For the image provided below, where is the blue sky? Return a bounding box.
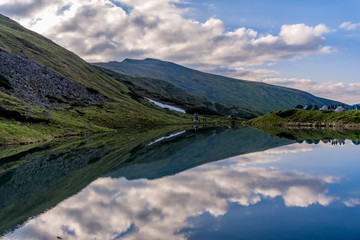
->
[189,0,360,81]
[0,0,360,103]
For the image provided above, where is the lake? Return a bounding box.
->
[1,126,360,240]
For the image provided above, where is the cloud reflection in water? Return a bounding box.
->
[3,144,338,240]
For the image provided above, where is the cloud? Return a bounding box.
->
[262,78,360,104]
[344,198,360,207]
[0,0,48,16]
[0,0,335,66]
[220,64,360,104]
[220,65,360,104]
[340,21,360,31]
[279,24,330,46]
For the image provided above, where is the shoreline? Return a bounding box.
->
[246,121,360,129]
[0,120,234,147]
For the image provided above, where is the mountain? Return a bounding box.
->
[0,14,199,144]
[97,67,260,118]
[93,58,342,115]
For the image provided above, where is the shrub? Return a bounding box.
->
[275,109,298,118]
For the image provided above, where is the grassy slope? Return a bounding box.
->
[0,15,227,144]
[0,15,127,99]
[0,89,233,145]
[93,58,342,114]
[97,67,260,118]
[247,109,360,127]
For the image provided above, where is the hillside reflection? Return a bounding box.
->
[0,126,291,236]
[3,127,360,239]
[3,144,338,240]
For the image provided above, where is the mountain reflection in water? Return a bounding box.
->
[2,127,360,239]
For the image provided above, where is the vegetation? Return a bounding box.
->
[247,109,360,127]
[93,58,342,115]
[0,90,235,145]
[98,67,258,118]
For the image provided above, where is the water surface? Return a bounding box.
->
[1,127,360,239]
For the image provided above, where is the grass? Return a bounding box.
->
[97,67,257,118]
[247,109,360,127]
[0,90,236,145]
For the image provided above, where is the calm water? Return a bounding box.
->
[1,127,360,239]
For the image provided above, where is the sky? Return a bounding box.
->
[0,0,360,103]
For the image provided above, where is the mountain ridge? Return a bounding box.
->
[93,58,342,115]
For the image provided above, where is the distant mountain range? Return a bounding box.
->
[94,58,342,116]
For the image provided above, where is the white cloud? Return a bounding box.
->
[262,78,360,104]
[279,24,330,46]
[340,21,360,31]
[218,65,360,104]
[0,0,335,66]
[220,66,360,104]
[344,198,360,207]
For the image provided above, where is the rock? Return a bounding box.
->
[27,108,34,114]
[0,51,107,110]
[42,111,53,117]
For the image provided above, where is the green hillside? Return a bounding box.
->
[247,109,360,127]
[94,58,342,115]
[97,67,260,118]
[0,14,225,144]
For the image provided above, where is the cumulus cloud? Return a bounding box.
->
[340,21,360,31]
[0,0,335,65]
[5,159,336,240]
[279,24,331,46]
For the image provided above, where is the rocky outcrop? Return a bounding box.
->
[0,50,107,109]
